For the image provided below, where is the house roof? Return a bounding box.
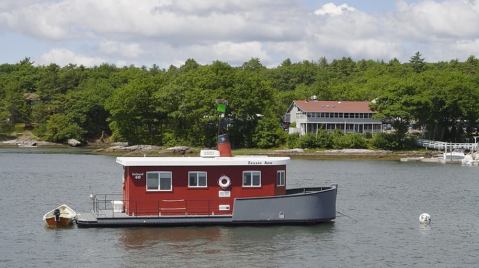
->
[293,100,373,113]
[116,156,290,167]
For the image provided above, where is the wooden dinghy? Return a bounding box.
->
[43,204,77,227]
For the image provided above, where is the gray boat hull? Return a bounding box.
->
[76,186,337,227]
[232,186,337,223]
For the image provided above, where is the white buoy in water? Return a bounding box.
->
[419,213,431,224]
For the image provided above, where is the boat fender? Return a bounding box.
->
[218,176,231,189]
[53,209,61,223]
[419,213,431,224]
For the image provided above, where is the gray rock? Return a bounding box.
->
[3,139,19,144]
[17,141,37,147]
[167,146,191,153]
[106,145,131,151]
[102,144,161,152]
[274,148,305,153]
[126,145,161,151]
[67,139,81,147]
[323,149,390,154]
[111,142,129,146]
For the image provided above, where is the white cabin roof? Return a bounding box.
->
[116,156,290,167]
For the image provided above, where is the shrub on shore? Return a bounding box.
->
[288,130,368,149]
[252,116,287,149]
[287,133,300,148]
[332,132,368,149]
[286,131,416,150]
[370,133,417,150]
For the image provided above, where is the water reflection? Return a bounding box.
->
[118,226,223,249]
[419,224,432,232]
[118,223,336,250]
[117,224,337,267]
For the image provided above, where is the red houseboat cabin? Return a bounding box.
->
[117,154,289,216]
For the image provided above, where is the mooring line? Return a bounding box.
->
[337,210,358,223]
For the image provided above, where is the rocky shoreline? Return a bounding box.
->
[0,138,61,147]
[93,145,427,160]
[95,144,194,155]
[0,138,429,160]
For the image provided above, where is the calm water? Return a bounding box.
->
[1,149,478,267]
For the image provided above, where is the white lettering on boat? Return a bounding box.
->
[248,161,273,165]
[132,173,144,180]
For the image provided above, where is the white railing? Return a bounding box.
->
[417,139,478,151]
[296,114,307,120]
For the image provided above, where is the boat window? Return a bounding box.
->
[276,170,285,187]
[242,171,261,187]
[188,172,207,188]
[146,171,172,191]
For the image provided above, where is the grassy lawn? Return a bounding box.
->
[14,123,25,136]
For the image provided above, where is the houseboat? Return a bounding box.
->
[76,137,337,227]
[76,102,337,227]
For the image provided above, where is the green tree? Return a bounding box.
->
[0,107,13,134]
[252,116,287,148]
[45,114,85,142]
[371,81,419,137]
[410,52,426,73]
[106,77,166,145]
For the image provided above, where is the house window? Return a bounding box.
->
[276,170,285,187]
[146,171,172,191]
[188,171,207,188]
[243,171,261,187]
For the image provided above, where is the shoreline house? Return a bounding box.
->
[284,99,383,135]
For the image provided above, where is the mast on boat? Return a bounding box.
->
[216,99,232,157]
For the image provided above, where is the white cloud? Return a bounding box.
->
[99,41,143,59]
[0,0,302,43]
[211,42,269,62]
[454,39,479,55]
[393,0,479,40]
[36,48,105,66]
[2,0,479,66]
[314,3,355,16]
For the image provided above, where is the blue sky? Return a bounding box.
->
[0,32,47,63]
[0,0,478,67]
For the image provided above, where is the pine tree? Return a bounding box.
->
[410,52,426,73]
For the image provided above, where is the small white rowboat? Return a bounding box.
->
[43,204,77,227]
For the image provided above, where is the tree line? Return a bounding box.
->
[1,53,478,149]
